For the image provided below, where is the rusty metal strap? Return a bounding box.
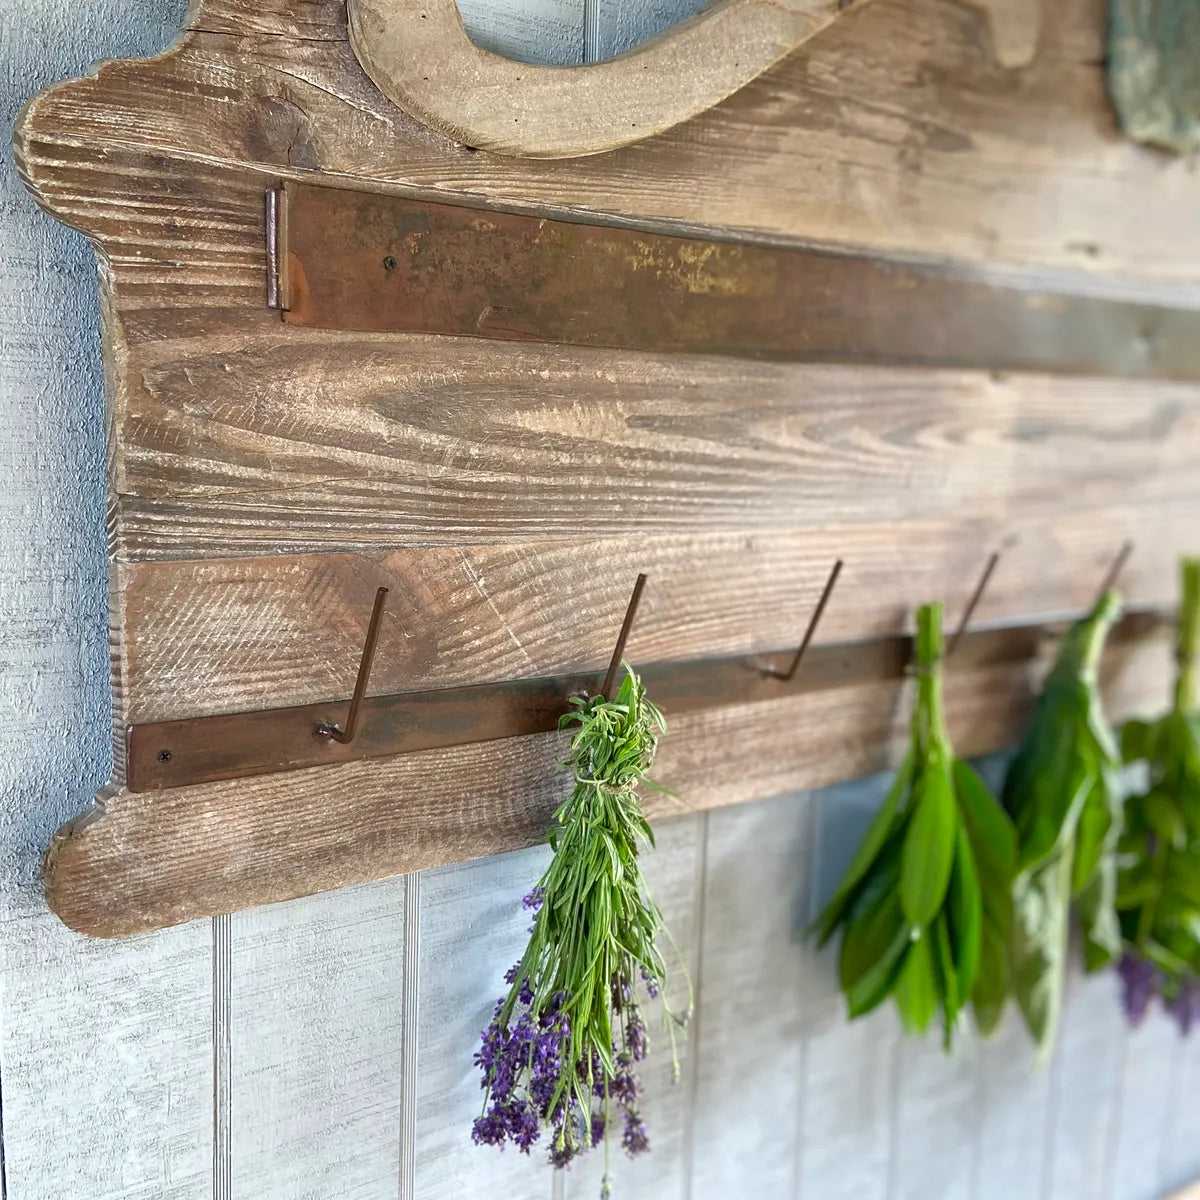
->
[126,612,1163,792]
[270,182,1200,380]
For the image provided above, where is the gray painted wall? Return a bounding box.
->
[1,2,1197,1198]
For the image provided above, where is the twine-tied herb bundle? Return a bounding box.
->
[472,666,690,1196]
[814,603,1018,1049]
[1004,589,1124,1059]
[1117,558,1200,1033]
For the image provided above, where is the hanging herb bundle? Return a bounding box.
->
[1003,589,1124,1060]
[1115,558,1200,1034]
[471,666,690,1194]
[814,603,1018,1049]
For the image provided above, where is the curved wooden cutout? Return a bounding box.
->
[347,0,869,159]
[956,0,1042,69]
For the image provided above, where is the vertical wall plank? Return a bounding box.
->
[689,791,813,1200]
[413,845,555,1200]
[1043,968,1128,1200]
[564,814,705,1200]
[0,914,212,1200]
[798,773,902,1200]
[1106,1009,1179,1200]
[228,879,407,1200]
[1161,1019,1200,1194]
[972,1013,1053,1200]
[589,0,710,60]
[457,0,584,65]
[889,1035,983,1200]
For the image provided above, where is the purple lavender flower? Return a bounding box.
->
[1166,979,1200,1036]
[622,1111,650,1157]
[624,1006,648,1063]
[1118,953,1159,1028]
[523,887,546,911]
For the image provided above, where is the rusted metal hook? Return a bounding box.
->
[601,574,648,701]
[760,559,844,682]
[315,586,390,743]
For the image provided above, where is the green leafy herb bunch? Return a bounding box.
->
[814,602,1018,1050]
[1116,558,1200,1034]
[471,666,690,1196]
[1003,588,1124,1060]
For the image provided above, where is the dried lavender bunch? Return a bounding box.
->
[472,666,690,1193]
[814,604,1017,1049]
[1004,590,1124,1061]
[1116,558,1200,1029]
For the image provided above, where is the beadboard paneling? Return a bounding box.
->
[227,879,408,1199]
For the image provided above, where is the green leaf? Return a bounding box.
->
[894,932,938,1035]
[900,756,958,927]
[812,753,913,945]
[948,827,983,1002]
[954,760,1017,889]
[840,889,914,1019]
[1010,851,1073,1063]
[1122,718,1159,765]
[971,913,1010,1037]
[931,913,961,1049]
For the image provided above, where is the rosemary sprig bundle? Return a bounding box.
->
[814,603,1017,1049]
[1003,589,1124,1059]
[472,666,690,1193]
[1116,558,1200,1032]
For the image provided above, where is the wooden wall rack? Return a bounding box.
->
[15,0,1200,937]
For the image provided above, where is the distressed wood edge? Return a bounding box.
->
[42,625,1172,938]
[347,0,870,159]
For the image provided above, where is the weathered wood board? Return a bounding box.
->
[14,0,1200,934]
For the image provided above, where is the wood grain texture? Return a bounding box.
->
[48,625,1173,937]
[118,519,1191,725]
[228,879,407,1199]
[17,0,1200,283]
[348,0,867,158]
[117,337,1200,556]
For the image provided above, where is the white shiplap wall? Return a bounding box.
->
[1,2,1198,1199]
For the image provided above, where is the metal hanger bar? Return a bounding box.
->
[125,609,1166,794]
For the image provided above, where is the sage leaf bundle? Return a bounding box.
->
[815,603,1017,1049]
[1003,589,1124,1060]
[1116,558,1200,1034]
[472,666,689,1194]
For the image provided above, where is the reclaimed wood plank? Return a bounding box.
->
[18,0,1200,284]
[116,327,1200,555]
[43,628,1171,936]
[117,515,1191,724]
[227,879,407,1199]
[689,792,814,1199]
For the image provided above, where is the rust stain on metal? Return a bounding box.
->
[272,181,1200,379]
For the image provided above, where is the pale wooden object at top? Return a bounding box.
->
[347,0,872,157]
[14,0,1200,935]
